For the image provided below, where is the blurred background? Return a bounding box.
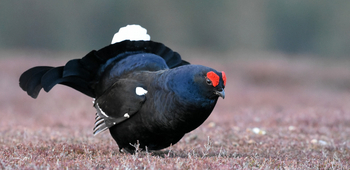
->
[1,1,350,58]
[1,3,350,167]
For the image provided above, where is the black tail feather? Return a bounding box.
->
[80,50,104,71]
[40,66,64,92]
[41,66,95,97]
[63,59,91,79]
[96,41,189,69]
[19,40,190,99]
[149,42,183,68]
[19,66,53,98]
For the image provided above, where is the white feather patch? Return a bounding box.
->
[111,25,151,44]
[135,87,148,96]
[96,103,109,118]
[124,113,130,118]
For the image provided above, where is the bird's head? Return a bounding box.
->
[194,68,226,99]
[169,65,226,101]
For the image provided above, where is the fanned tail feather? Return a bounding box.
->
[19,40,189,99]
[19,66,53,98]
[19,58,97,98]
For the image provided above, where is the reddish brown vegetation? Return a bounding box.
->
[1,53,350,169]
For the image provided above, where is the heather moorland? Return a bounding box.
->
[1,52,350,169]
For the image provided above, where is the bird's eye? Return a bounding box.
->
[206,78,212,85]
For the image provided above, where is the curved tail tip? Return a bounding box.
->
[111,25,151,44]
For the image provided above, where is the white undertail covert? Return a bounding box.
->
[111,25,151,44]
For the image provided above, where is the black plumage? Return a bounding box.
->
[19,39,226,153]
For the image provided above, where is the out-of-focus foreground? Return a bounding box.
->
[0,52,349,169]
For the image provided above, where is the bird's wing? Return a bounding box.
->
[93,78,147,135]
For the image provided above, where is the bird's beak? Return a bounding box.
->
[215,89,225,99]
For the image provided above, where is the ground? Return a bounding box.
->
[0,51,349,169]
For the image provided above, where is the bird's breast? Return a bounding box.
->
[140,84,217,134]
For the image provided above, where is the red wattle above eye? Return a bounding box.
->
[222,71,226,86]
[206,71,220,87]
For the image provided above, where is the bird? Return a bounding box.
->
[19,25,226,153]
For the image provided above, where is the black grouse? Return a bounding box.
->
[19,25,226,153]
